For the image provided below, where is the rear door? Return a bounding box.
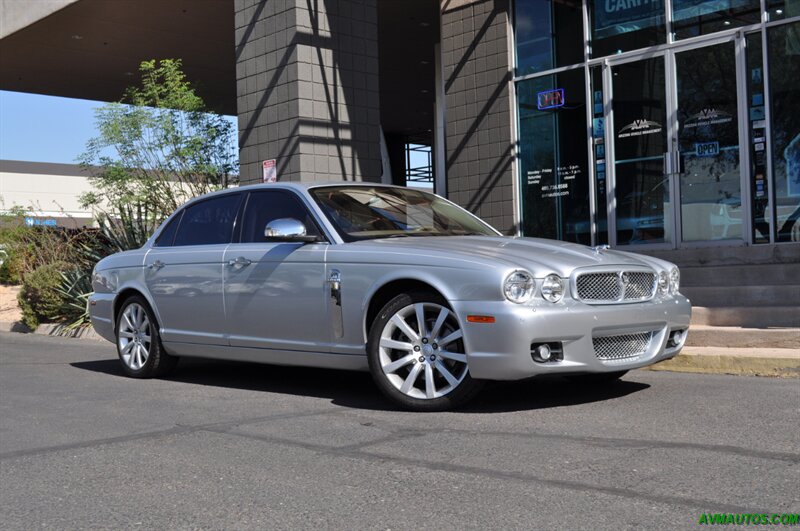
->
[145,192,243,345]
[223,189,330,352]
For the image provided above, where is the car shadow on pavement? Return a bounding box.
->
[70,358,650,414]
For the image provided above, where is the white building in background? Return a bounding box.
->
[0,160,96,228]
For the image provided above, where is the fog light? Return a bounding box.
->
[537,344,552,361]
[667,329,686,348]
[531,342,563,363]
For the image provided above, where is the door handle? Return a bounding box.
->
[148,260,165,270]
[227,256,252,267]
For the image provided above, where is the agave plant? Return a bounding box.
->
[56,268,93,330]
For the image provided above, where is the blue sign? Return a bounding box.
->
[537,88,565,110]
[695,141,719,157]
[593,117,605,137]
[24,217,57,227]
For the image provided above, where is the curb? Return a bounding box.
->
[646,347,800,378]
[0,321,105,342]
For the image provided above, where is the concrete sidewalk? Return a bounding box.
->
[647,346,800,378]
[2,320,798,378]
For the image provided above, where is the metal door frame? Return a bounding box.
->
[599,32,751,249]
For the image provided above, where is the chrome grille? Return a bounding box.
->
[576,273,620,300]
[593,332,653,361]
[624,272,656,299]
[575,270,656,303]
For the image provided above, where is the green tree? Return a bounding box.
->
[80,59,238,251]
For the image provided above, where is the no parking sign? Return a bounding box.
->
[262,159,277,183]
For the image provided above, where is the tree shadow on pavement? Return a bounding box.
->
[71,357,650,414]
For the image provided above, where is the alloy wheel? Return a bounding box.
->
[378,302,468,400]
[118,303,152,371]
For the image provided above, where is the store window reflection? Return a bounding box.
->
[588,0,665,57]
[766,0,800,21]
[676,42,742,242]
[514,0,584,75]
[672,0,760,40]
[517,71,591,242]
[769,21,800,242]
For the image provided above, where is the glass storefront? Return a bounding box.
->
[517,70,591,242]
[513,0,800,246]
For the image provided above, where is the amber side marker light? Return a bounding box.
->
[466,315,496,323]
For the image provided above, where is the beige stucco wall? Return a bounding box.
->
[0,162,96,225]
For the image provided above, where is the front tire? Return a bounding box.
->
[367,291,483,411]
[115,295,178,378]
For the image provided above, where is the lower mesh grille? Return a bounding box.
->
[593,332,653,361]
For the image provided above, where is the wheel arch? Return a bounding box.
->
[112,286,159,331]
[363,278,450,341]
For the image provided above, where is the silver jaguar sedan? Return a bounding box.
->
[89,183,691,411]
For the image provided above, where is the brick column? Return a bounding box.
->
[234,0,381,183]
[440,0,516,234]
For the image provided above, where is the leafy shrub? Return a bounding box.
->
[17,261,73,329]
[0,224,89,284]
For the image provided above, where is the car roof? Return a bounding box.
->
[187,181,423,203]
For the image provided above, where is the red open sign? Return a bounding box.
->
[537,88,565,110]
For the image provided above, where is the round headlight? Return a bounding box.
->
[541,274,564,303]
[504,271,534,303]
[670,267,680,294]
[657,270,669,295]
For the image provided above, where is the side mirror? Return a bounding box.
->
[264,218,319,242]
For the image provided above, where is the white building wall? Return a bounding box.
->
[0,160,95,227]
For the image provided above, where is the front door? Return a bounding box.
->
[602,35,747,247]
[223,189,330,352]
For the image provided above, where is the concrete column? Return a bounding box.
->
[440,0,516,234]
[234,0,381,183]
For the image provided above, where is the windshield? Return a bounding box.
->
[309,186,500,242]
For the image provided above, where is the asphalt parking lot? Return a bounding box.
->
[1,331,798,530]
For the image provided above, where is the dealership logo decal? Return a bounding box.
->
[618,119,662,138]
[684,108,733,129]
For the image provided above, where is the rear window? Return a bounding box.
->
[154,212,183,247]
[173,193,242,246]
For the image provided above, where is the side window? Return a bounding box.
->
[173,194,242,246]
[240,191,322,243]
[154,211,183,247]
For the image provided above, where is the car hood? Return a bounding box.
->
[361,236,660,277]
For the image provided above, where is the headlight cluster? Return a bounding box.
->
[657,271,669,295]
[669,267,680,294]
[503,271,534,303]
[658,267,680,296]
[503,271,565,304]
[541,274,565,302]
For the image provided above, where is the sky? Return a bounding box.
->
[0,90,237,165]
[0,90,430,184]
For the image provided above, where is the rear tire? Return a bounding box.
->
[367,290,483,411]
[115,295,178,378]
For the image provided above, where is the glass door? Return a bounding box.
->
[605,54,674,246]
[600,36,748,248]
[673,39,745,243]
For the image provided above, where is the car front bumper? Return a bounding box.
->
[88,292,116,343]
[451,295,691,380]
